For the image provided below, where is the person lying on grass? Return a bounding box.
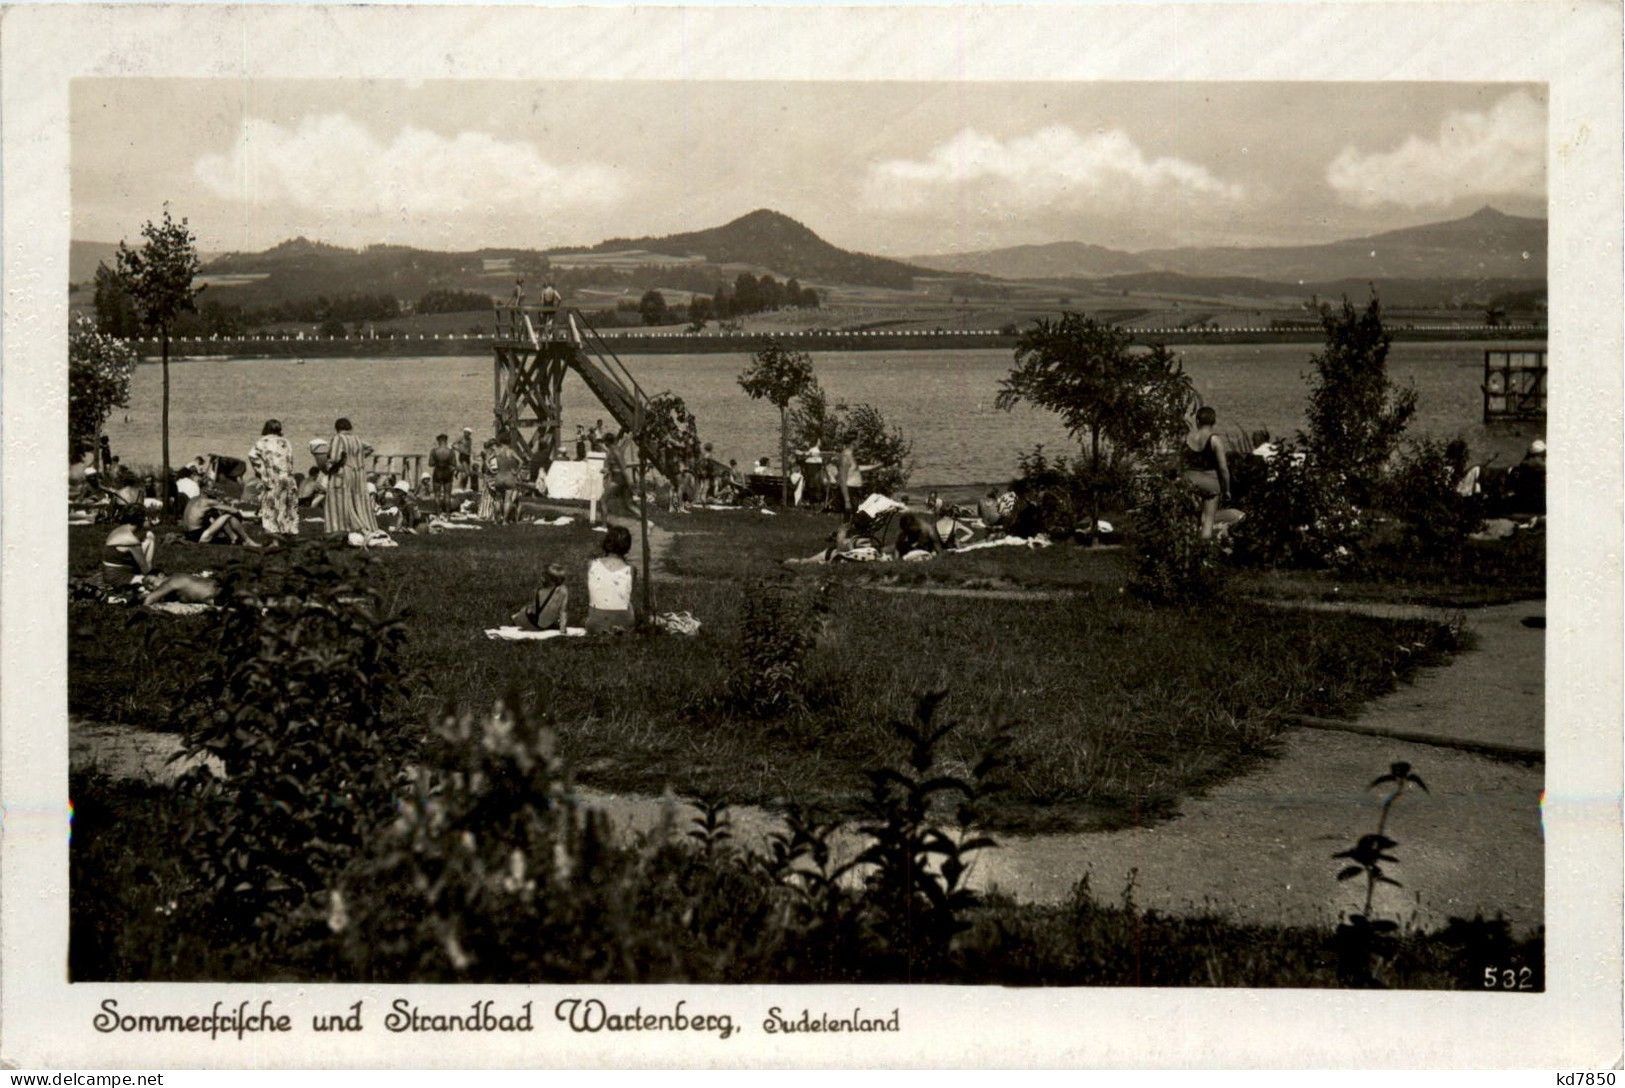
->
[181,490,261,548]
[586,525,636,633]
[140,570,220,607]
[513,562,570,633]
[99,504,157,589]
[785,511,881,565]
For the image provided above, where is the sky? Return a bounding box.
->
[71,80,1547,257]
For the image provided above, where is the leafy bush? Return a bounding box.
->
[331,691,1002,983]
[789,381,915,496]
[1382,437,1485,561]
[1230,442,1367,571]
[1011,444,1137,538]
[1128,472,1228,604]
[172,546,411,922]
[726,580,833,718]
[1303,296,1416,505]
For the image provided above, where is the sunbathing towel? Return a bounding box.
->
[484,625,588,641]
[346,530,398,548]
[956,534,1054,553]
[428,518,482,531]
[759,508,777,516]
[858,493,907,520]
[146,601,215,616]
[902,549,934,562]
[532,515,575,526]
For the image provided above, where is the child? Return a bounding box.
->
[585,525,636,633]
[514,562,570,632]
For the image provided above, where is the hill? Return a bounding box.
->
[1142,207,1545,281]
[911,241,1151,279]
[912,207,1545,283]
[563,209,923,289]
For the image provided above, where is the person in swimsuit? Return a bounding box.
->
[428,433,457,514]
[513,562,571,632]
[99,505,157,589]
[895,511,947,558]
[181,489,261,547]
[585,525,637,633]
[141,571,221,607]
[1182,405,1233,540]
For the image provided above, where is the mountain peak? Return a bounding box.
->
[1467,205,1509,220]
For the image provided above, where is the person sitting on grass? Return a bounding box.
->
[513,562,570,633]
[786,512,881,565]
[181,488,262,548]
[895,511,948,558]
[586,524,637,633]
[141,570,220,607]
[99,505,157,590]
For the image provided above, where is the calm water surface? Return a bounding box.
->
[102,341,1546,485]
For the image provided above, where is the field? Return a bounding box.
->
[71,507,1472,833]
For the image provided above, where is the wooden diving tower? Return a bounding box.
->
[491,304,679,477]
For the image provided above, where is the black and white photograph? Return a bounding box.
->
[2,1,1620,1071]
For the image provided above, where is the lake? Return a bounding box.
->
[101,340,1546,486]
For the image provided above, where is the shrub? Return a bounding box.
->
[1303,296,1416,505]
[726,580,833,718]
[790,382,915,497]
[171,545,411,923]
[1128,472,1228,604]
[1230,441,1366,571]
[1012,444,1136,538]
[332,691,1003,983]
[1382,437,1486,561]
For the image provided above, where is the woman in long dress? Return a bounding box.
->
[323,417,379,535]
[248,419,299,539]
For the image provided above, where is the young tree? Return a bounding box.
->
[638,289,670,326]
[739,337,816,504]
[996,312,1196,544]
[68,315,137,462]
[1302,296,1416,504]
[115,207,203,484]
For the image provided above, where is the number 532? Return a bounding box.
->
[1484,966,1536,990]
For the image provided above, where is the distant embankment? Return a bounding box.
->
[128,324,1548,360]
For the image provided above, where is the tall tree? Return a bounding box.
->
[67,315,137,462]
[738,337,816,504]
[115,207,203,485]
[996,312,1196,544]
[732,273,762,315]
[1302,296,1416,504]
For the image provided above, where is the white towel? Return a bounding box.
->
[858,493,907,519]
[146,601,215,616]
[484,625,587,641]
[531,515,575,526]
[956,534,1053,553]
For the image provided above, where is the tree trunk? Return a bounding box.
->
[160,329,171,488]
[1088,424,1101,547]
[778,405,789,506]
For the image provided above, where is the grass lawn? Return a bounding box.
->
[70,510,1462,832]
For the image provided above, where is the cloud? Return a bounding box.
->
[861,124,1244,214]
[194,114,624,243]
[1326,92,1545,209]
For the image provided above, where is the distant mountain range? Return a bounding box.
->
[913,207,1545,284]
[557,209,924,289]
[72,206,1544,306]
